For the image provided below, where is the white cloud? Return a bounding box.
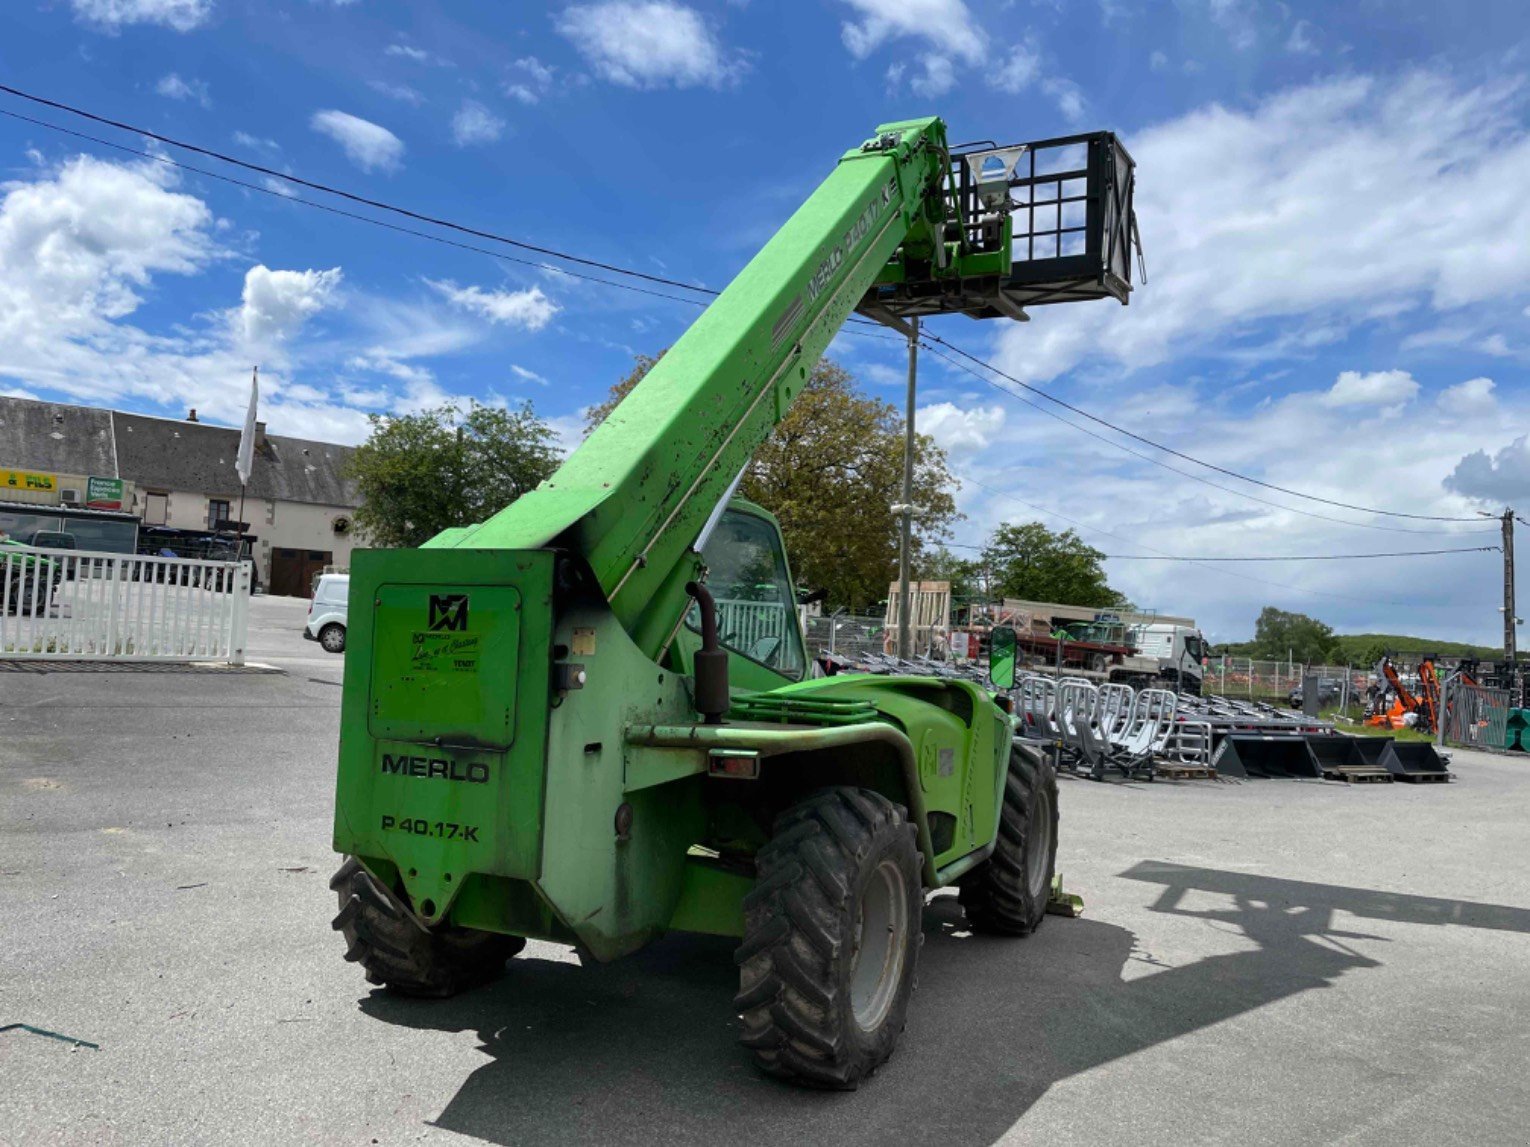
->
[368,80,424,105]
[838,0,985,64]
[0,154,214,338]
[451,100,505,147]
[1318,369,1418,408]
[1043,77,1086,122]
[506,56,556,104]
[991,72,1530,385]
[428,281,560,331]
[1446,436,1530,505]
[385,43,430,62]
[918,402,1006,451]
[993,41,1042,94]
[1286,19,1318,55]
[155,73,210,107]
[556,2,745,89]
[909,55,956,98]
[1438,376,1496,414]
[1208,0,1258,51]
[237,264,342,346]
[70,0,211,32]
[1149,50,1169,72]
[0,155,503,444]
[510,364,548,385]
[232,130,279,152]
[310,110,404,173]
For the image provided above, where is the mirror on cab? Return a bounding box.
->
[989,625,1017,691]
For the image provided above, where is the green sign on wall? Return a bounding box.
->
[86,476,124,510]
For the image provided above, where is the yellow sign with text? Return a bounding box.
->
[0,468,57,493]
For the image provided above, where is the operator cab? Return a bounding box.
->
[684,502,807,682]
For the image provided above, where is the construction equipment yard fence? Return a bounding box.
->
[1,545,250,664]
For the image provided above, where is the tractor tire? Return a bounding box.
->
[734,787,922,1090]
[958,743,1059,935]
[318,623,346,653]
[329,857,524,998]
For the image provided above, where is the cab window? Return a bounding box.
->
[689,510,806,678]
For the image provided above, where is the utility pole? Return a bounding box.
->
[1482,506,1518,700]
[1502,506,1516,670]
[895,317,919,660]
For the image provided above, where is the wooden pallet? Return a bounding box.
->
[1321,766,1393,784]
[1393,771,1454,784]
[1153,763,1218,780]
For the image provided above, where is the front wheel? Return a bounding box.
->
[319,623,346,653]
[735,787,922,1089]
[958,743,1059,935]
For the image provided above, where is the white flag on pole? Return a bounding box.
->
[235,367,259,487]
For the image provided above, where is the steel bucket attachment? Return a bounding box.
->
[1306,735,1392,783]
[1210,735,1323,779]
[1382,741,1453,782]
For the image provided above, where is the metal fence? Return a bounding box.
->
[1439,675,1511,753]
[803,613,893,659]
[1205,658,1367,706]
[1,545,250,664]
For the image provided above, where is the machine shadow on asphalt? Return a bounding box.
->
[351,866,1530,1146]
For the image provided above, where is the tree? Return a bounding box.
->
[1249,607,1340,665]
[981,522,1127,608]
[586,353,961,611]
[916,547,983,605]
[347,401,561,549]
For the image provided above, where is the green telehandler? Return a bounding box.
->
[331,117,1138,1087]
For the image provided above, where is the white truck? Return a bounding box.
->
[1123,622,1206,694]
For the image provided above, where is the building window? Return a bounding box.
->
[144,491,168,525]
[208,499,230,530]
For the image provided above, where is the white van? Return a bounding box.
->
[304,573,349,653]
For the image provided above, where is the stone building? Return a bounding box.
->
[0,395,360,596]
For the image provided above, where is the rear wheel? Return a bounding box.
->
[319,623,346,653]
[330,858,524,997]
[735,787,922,1089]
[958,744,1059,935]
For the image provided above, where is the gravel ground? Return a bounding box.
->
[2,595,1528,1146]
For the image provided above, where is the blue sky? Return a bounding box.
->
[2,0,1529,644]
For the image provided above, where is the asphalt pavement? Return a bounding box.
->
[3,596,1530,1145]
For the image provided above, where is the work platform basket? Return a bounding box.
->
[864,130,1138,321]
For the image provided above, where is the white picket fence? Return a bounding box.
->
[0,545,250,664]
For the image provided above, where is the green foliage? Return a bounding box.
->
[587,353,962,611]
[981,522,1127,609]
[347,401,561,549]
[915,547,983,603]
[1248,607,1339,664]
[1217,619,1500,665]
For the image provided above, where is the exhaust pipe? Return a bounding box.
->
[686,582,729,725]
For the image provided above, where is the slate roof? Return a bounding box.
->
[0,397,116,476]
[0,396,359,508]
[114,412,359,506]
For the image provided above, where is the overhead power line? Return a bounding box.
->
[924,334,1486,524]
[0,81,1485,528]
[0,106,717,308]
[1102,547,1498,562]
[945,542,1498,562]
[0,103,902,344]
[921,341,1495,538]
[951,476,1480,610]
[0,82,716,297]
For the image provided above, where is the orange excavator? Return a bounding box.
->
[1365,656,1442,733]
